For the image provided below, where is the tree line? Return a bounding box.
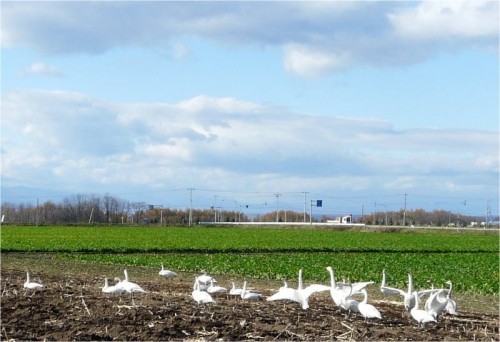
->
[0,193,492,227]
[358,208,484,227]
[0,193,251,225]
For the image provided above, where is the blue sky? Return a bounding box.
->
[1,1,499,218]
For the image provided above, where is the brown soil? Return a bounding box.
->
[1,255,498,341]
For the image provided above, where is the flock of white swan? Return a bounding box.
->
[23,265,457,326]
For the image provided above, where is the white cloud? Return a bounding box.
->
[2,1,497,77]
[388,0,499,40]
[2,90,498,208]
[283,44,352,78]
[19,62,62,77]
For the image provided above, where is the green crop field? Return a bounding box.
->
[1,225,498,294]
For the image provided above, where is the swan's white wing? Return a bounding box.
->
[122,281,146,293]
[335,281,350,289]
[337,283,355,296]
[380,285,406,296]
[417,288,439,297]
[424,290,448,317]
[403,292,417,311]
[329,285,353,307]
[267,288,301,302]
[330,282,354,299]
[197,274,214,284]
[350,281,375,295]
[301,284,331,300]
[445,298,457,315]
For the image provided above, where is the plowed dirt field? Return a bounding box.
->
[1,255,498,341]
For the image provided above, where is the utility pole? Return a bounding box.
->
[303,191,308,223]
[187,188,195,226]
[275,193,281,222]
[213,196,219,222]
[310,200,313,224]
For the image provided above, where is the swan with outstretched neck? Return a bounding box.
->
[117,269,147,295]
[358,288,382,322]
[229,281,243,296]
[268,269,329,310]
[444,280,457,315]
[425,280,456,319]
[325,267,353,308]
[241,280,262,300]
[380,271,418,311]
[192,278,215,304]
[24,272,44,292]
[381,270,438,312]
[297,269,330,309]
[102,277,123,295]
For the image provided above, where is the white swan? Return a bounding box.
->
[338,285,361,314]
[119,269,147,295]
[424,288,448,319]
[159,264,177,279]
[380,269,396,295]
[229,281,243,296]
[192,278,216,304]
[380,271,418,311]
[207,279,227,295]
[241,280,262,300]
[297,269,330,309]
[444,280,457,315]
[24,272,44,291]
[298,269,331,293]
[267,283,302,307]
[346,278,375,296]
[425,280,456,319]
[267,286,302,305]
[102,277,124,296]
[342,297,361,314]
[196,272,214,284]
[196,272,214,291]
[267,269,329,310]
[326,267,353,308]
[358,288,382,322]
[410,291,437,326]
